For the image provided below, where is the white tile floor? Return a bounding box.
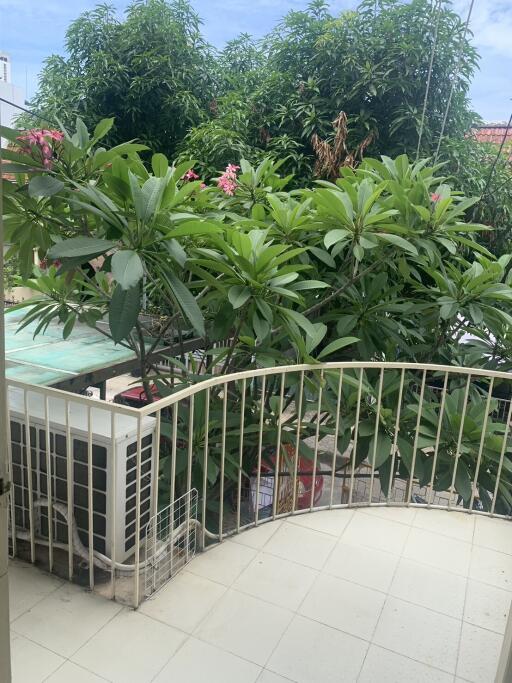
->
[8,507,512,683]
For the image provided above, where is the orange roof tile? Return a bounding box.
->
[472,124,512,146]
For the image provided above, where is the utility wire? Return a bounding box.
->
[416,0,443,160]
[0,96,57,128]
[433,0,476,163]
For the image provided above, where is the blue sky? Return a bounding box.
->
[0,0,510,122]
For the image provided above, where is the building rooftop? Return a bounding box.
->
[9,507,511,683]
[472,123,512,146]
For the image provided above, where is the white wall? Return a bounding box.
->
[0,81,25,145]
[0,53,12,84]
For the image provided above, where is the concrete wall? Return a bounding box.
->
[0,80,25,145]
[5,286,37,303]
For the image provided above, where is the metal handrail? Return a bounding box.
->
[138,361,512,416]
[5,360,512,608]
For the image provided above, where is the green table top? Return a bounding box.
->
[4,308,137,386]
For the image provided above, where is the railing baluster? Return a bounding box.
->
[491,389,512,516]
[469,378,495,512]
[150,407,159,597]
[219,385,227,541]
[65,400,73,581]
[407,369,427,505]
[255,375,266,525]
[133,414,142,607]
[330,370,344,508]
[170,403,178,577]
[152,408,161,521]
[6,396,15,557]
[87,406,94,591]
[369,368,384,504]
[202,388,210,547]
[110,411,117,599]
[24,391,35,563]
[388,368,405,501]
[310,370,324,511]
[449,374,471,509]
[427,371,449,507]
[44,396,53,572]
[236,379,246,534]
[349,369,364,507]
[292,371,304,513]
[186,395,195,560]
[273,372,286,520]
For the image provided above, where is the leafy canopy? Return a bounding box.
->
[26,0,478,171]
[4,115,512,515]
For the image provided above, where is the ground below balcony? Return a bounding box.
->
[9,507,512,683]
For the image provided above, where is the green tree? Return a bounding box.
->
[441,136,512,256]
[28,0,480,181]
[259,0,478,156]
[4,115,512,512]
[26,0,216,159]
[180,0,480,181]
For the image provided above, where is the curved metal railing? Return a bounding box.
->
[7,362,512,606]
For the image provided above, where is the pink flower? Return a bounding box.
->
[200,183,206,190]
[217,163,240,195]
[16,128,63,171]
[218,176,237,195]
[17,131,39,146]
[17,129,63,146]
[430,193,441,202]
[182,169,200,182]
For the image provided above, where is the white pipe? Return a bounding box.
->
[13,498,212,574]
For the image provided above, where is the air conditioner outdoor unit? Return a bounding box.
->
[8,387,156,563]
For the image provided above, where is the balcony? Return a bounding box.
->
[5,362,512,681]
[9,506,512,682]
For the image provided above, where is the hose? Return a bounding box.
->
[13,498,216,574]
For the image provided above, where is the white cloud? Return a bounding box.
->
[454,0,512,58]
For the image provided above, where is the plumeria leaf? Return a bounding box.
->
[317,336,360,359]
[109,284,141,343]
[111,250,144,290]
[28,176,64,198]
[228,285,251,309]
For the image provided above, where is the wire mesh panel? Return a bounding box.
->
[144,488,198,600]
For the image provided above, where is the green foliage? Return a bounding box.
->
[441,136,512,256]
[2,257,19,295]
[5,0,512,520]
[4,115,512,514]
[178,0,479,175]
[411,386,511,510]
[26,0,478,176]
[23,0,216,159]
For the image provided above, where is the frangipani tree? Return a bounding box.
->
[3,116,512,514]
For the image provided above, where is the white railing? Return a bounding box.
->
[6,362,512,607]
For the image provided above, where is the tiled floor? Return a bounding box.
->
[8,508,512,682]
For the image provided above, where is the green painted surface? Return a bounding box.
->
[4,308,136,386]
